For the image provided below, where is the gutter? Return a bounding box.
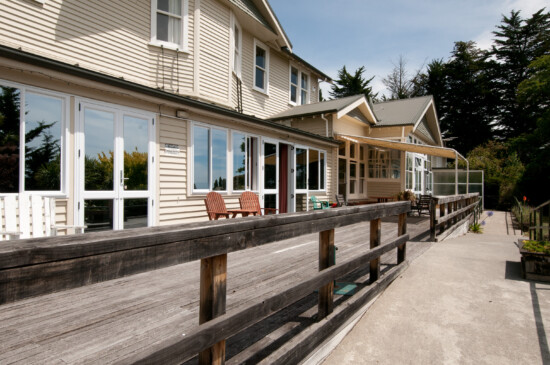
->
[0,45,339,146]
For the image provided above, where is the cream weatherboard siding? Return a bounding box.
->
[198,0,231,104]
[0,0,195,95]
[236,29,320,119]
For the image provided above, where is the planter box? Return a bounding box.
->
[519,239,550,282]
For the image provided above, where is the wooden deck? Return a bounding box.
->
[0,216,430,364]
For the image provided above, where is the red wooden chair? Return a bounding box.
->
[239,191,277,216]
[204,192,232,220]
[205,192,257,220]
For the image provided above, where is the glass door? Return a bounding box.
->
[76,101,155,232]
[262,139,278,211]
[294,145,308,212]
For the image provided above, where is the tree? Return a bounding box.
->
[426,42,497,155]
[491,9,550,138]
[329,66,378,100]
[513,54,550,205]
[381,55,423,100]
[467,141,524,208]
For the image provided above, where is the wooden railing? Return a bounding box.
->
[529,200,550,241]
[430,193,480,242]
[0,202,411,365]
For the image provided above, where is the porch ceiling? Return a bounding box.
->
[337,134,466,161]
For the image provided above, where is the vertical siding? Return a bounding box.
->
[0,0,194,95]
[198,0,230,102]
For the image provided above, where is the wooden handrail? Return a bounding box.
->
[430,193,480,242]
[1,202,411,364]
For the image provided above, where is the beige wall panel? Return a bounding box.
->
[198,0,230,102]
[290,118,328,137]
[333,120,368,136]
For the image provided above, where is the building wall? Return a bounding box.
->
[0,0,322,120]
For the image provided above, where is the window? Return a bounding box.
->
[290,67,298,104]
[0,83,66,194]
[151,0,188,50]
[254,40,269,93]
[232,19,242,78]
[368,148,400,179]
[406,153,413,190]
[289,65,310,105]
[192,124,227,192]
[232,132,258,191]
[300,73,309,105]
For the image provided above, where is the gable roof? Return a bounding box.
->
[372,96,432,126]
[227,0,292,50]
[372,96,443,146]
[269,95,376,124]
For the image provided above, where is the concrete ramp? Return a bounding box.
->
[317,211,550,364]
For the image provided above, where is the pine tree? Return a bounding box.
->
[329,66,378,100]
[491,9,550,137]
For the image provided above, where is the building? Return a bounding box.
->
[0,0,339,232]
[271,94,461,202]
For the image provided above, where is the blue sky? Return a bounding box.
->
[269,0,547,98]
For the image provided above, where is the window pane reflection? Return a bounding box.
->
[212,129,227,191]
[84,108,114,191]
[264,143,276,189]
[296,148,307,190]
[233,132,246,190]
[193,126,209,190]
[0,86,21,193]
[124,198,148,229]
[308,149,318,190]
[84,199,113,232]
[124,116,148,191]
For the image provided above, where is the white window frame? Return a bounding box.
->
[253,39,269,94]
[190,122,229,194]
[230,130,260,193]
[289,66,299,105]
[307,148,326,191]
[288,64,310,105]
[150,0,189,52]
[231,15,242,79]
[300,72,309,105]
[0,79,69,197]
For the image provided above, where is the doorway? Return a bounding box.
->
[75,100,155,232]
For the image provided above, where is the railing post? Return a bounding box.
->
[318,229,335,319]
[199,254,227,365]
[397,213,407,264]
[370,219,381,282]
[538,207,544,241]
[430,199,437,241]
[439,202,446,235]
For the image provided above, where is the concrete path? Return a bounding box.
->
[320,211,550,364]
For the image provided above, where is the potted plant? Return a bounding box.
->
[519,239,550,282]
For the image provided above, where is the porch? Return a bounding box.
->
[0,207,430,364]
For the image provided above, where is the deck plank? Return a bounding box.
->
[0,218,429,364]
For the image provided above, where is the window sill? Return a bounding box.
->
[252,86,269,96]
[148,41,189,54]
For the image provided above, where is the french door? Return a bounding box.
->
[75,100,155,231]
